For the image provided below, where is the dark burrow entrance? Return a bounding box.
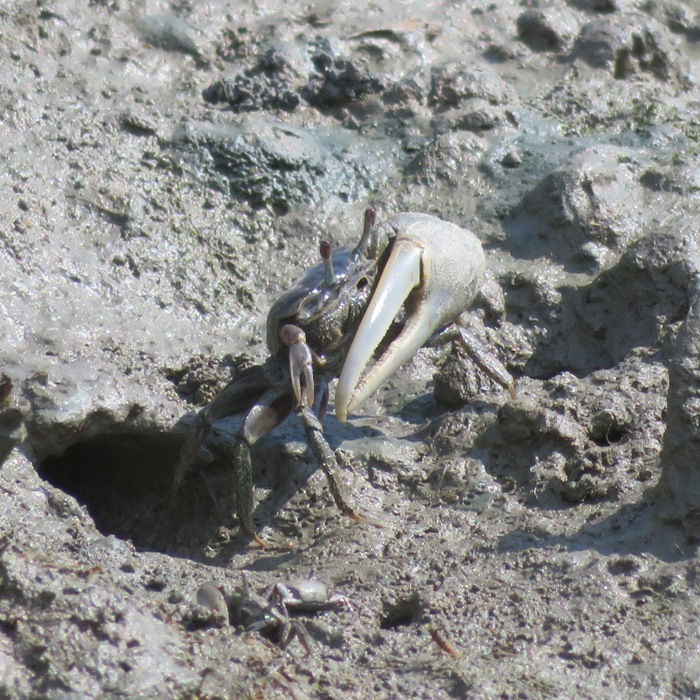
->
[37,432,233,552]
[35,426,320,555]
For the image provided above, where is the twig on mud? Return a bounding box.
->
[428,625,460,659]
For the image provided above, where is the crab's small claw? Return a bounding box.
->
[335,213,485,422]
[281,324,316,408]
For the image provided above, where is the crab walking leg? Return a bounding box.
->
[170,366,272,506]
[299,406,362,523]
[170,410,212,505]
[231,439,262,545]
[431,324,517,399]
[284,621,313,656]
[233,390,296,545]
[455,326,517,399]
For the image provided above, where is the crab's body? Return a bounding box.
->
[226,574,348,654]
[266,245,377,377]
[171,211,514,544]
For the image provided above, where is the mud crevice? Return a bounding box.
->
[380,592,423,629]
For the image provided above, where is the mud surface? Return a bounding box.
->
[2,1,700,698]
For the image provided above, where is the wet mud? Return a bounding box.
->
[1,1,700,698]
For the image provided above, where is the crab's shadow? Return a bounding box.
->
[38,404,389,560]
[236,411,387,542]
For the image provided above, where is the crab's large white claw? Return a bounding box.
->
[335,213,485,422]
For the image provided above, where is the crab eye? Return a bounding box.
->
[356,277,369,290]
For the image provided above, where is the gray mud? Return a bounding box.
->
[2,1,700,698]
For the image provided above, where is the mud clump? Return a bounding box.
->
[572,16,690,84]
[516,7,580,52]
[303,39,384,108]
[202,38,384,113]
[203,74,301,112]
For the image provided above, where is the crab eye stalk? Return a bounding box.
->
[352,208,377,261]
[320,240,336,287]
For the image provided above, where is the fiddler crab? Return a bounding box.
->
[197,575,349,654]
[172,210,515,544]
